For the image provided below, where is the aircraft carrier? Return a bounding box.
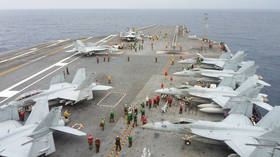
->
[0,25,233,157]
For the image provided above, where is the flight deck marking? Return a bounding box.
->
[161,56,171,75]
[0,26,152,76]
[0,50,35,64]
[0,26,154,104]
[63,44,73,49]
[0,90,20,98]
[0,38,89,77]
[97,91,126,108]
[0,64,24,76]
[108,124,133,157]
[114,126,134,157]
[0,55,80,104]
[0,35,116,104]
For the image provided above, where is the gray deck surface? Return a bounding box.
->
[0,25,231,157]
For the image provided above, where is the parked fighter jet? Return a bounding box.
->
[179,51,245,71]
[120,28,143,41]
[155,75,272,113]
[142,105,280,157]
[174,61,257,85]
[67,40,118,56]
[0,98,86,157]
[19,68,112,105]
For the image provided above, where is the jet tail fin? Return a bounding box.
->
[257,106,280,130]
[236,75,258,96]
[236,75,270,97]
[72,68,86,85]
[50,74,64,86]
[196,53,204,59]
[223,51,245,71]
[31,106,86,137]
[25,98,49,125]
[228,101,253,117]
[219,52,232,59]
[219,77,236,89]
[74,40,86,52]
[32,106,62,133]
[77,75,93,90]
[237,61,257,77]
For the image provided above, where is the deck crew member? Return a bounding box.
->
[95,138,101,153]
[88,134,94,150]
[110,111,115,123]
[115,136,121,151]
[179,104,183,114]
[99,119,105,131]
[133,114,138,127]
[19,110,25,121]
[128,135,132,147]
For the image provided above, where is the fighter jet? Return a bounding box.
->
[120,28,143,41]
[178,51,245,71]
[155,75,272,113]
[0,98,86,157]
[142,105,280,157]
[67,40,119,56]
[174,61,258,85]
[19,68,112,105]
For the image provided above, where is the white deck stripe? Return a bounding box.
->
[0,56,80,103]
[0,35,115,104]
[64,44,73,49]
[0,50,35,64]
[0,90,20,98]
[0,52,78,100]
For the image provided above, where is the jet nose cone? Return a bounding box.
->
[155,89,164,93]
[178,59,195,64]
[141,123,154,130]
[174,71,186,76]
[155,88,172,95]
[178,60,185,64]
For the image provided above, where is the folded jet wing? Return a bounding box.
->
[189,107,280,157]
[179,51,245,71]
[0,98,86,157]
[142,105,280,157]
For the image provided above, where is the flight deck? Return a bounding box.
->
[0,25,231,157]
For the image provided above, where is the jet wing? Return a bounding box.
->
[50,126,86,136]
[47,90,80,102]
[203,60,225,68]
[0,135,33,157]
[222,114,253,127]
[191,114,253,140]
[28,133,56,157]
[201,72,233,78]
[188,88,218,99]
[86,42,97,47]
[251,100,273,111]
[190,114,256,157]
[0,120,22,136]
[212,96,231,108]
[92,84,113,91]
[225,137,258,157]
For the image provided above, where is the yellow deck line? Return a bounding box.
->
[0,38,90,77]
[0,64,24,76]
[109,123,132,157]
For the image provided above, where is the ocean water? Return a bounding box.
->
[0,9,279,109]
